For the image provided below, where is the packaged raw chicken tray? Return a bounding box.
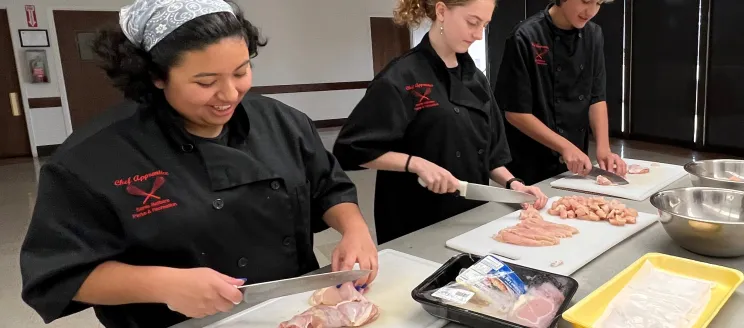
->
[412,253,578,328]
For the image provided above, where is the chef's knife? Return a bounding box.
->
[417,178,537,204]
[585,167,629,185]
[236,269,371,303]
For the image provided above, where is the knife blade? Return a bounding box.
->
[417,178,537,204]
[236,269,371,303]
[586,167,629,185]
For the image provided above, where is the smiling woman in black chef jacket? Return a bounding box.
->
[493,0,627,185]
[18,1,378,327]
[332,0,548,245]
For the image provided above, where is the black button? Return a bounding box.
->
[556,66,562,72]
[556,99,561,104]
[212,198,224,210]
[271,181,281,190]
[283,237,293,246]
[456,151,461,158]
[478,149,484,155]
[237,257,249,268]
[580,64,584,70]
[454,107,460,114]
[181,144,194,152]
[579,32,583,38]
[558,128,565,134]
[579,95,585,101]
[556,36,561,41]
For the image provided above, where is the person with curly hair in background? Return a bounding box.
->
[18,0,378,327]
[332,0,548,245]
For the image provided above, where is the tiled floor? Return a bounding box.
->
[0,129,737,328]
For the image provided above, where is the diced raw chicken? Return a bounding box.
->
[628,164,650,174]
[596,175,613,186]
[279,282,380,328]
[545,196,639,227]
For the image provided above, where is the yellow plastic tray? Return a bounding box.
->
[562,253,744,328]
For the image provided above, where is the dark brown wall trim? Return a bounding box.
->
[314,118,347,129]
[37,144,60,157]
[28,97,62,109]
[250,81,370,95]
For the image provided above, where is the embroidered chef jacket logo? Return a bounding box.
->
[406,83,439,111]
[532,43,549,66]
[114,170,179,219]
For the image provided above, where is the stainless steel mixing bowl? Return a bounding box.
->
[650,187,744,257]
[684,159,744,191]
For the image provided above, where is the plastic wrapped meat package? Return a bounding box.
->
[594,260,716,328]
[429,255,566,328]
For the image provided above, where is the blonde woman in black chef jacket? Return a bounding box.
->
[494,0,627,185]
[18,1,378,327]
[333,0,549,245]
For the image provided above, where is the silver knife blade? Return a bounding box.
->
[462,181,538,203]
[236,269,371,303]
[586,167,629,185]
[417,178,537,204]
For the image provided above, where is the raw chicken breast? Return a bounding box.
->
[628,164,650,174]
[508,283,565,328]
[493,205,579,247]
[278,282,380,328]
[596,175,613,186]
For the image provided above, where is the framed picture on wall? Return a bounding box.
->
[19,29,50,47]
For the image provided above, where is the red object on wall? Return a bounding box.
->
[25,5,38,28]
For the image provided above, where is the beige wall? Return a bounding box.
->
[0,0,487,156]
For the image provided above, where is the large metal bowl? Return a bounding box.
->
[684,159,744,191]
[650,187,744,257]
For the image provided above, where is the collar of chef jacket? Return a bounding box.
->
[148,96,252,152]
[415,33,493,115]
[144,96,285,191]
[541,3,585,40]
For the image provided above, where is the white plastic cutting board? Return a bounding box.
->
[205,249,448,328]
[550,158,687,201]
[445,197,658,276]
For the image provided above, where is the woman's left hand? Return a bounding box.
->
[331,227,379,290]
[512,182,548,210]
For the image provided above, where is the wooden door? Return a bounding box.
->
[370,17,411,75]
[0,10,32,158]
[54,10,123,130]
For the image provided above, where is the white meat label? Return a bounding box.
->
[432,287,475,305]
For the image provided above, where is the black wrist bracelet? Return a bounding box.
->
[506,178,524,190]
[405,155,413,173]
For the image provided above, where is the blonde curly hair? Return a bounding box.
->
[393,0,485,28]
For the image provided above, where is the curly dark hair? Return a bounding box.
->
[92,1,267,105]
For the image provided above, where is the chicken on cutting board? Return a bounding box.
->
[548,196,638,226]
[493,196,640,247]
[278,282,380,328]
[493,204,579,247]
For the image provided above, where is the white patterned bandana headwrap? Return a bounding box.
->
[120,0,235,51]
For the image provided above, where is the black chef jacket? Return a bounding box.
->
[19,94,358,328]
[333,33,512,245]
[494,4,606,185]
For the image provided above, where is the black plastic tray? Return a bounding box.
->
[411,253,579,328]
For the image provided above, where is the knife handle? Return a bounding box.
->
[417,178,469,197]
